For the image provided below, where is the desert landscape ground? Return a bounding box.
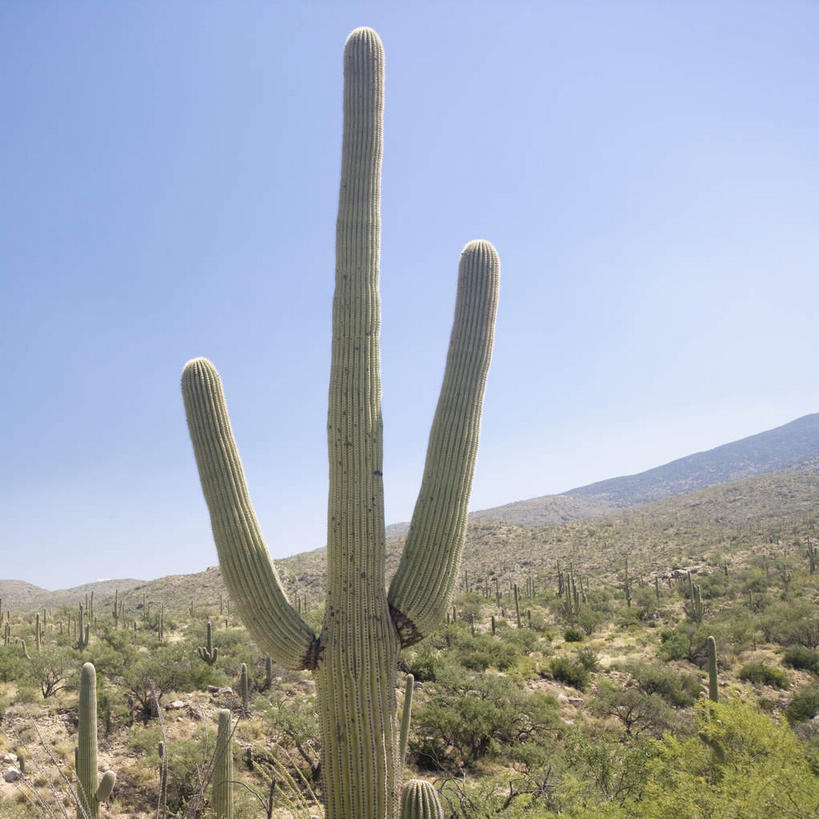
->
[1,415,818,817]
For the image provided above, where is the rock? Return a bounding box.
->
[2,753,17,763]
[567,696,584,706]
[207,685,219,693]
[3,767,22,783]
[297,679,315,691]
[217,687,234,696]
[166,700,185,710]
[557,693,569,703]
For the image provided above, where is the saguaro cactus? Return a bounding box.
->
[239,662,250,712]
[181,27,499,818]
[706,635,718,702]
[76,663,116,819]
[212,709,234,819]
[400,780,445,819]
[198,620,218,665]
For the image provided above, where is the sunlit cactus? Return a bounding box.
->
[400,780,444,819]
[181,27,499,818]
[75,662,116,819]
[198,620,218,665]
[212,709,234,819]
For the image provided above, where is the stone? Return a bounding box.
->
[3,767,22,783]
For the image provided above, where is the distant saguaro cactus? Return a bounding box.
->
[239,662,250,713]
[212,709,234,819]
[180,27,499,819]
[75,663,116,818]
[198,620,218,665]
[706,635,719,702]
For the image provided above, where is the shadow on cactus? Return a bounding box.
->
[180,26,498,819]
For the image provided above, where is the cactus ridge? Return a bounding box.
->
[181,27,499,819]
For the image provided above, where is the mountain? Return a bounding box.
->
[472,412,819,527]
[0,577,144,612]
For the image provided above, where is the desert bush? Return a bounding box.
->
[413,670,559,769]
[783,645,819,673]
[550,656,590,691]
[739,661,789,689]
[621,698,819,817]
[563,626,584,643]
[623,660,701,707]
[785,683,819,724]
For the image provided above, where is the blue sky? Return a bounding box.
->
[2,2,818,589]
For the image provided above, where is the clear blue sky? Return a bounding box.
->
[2,2,818,590]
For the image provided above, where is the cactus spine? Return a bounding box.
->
[76,663,116,818]
[400,780,445,819]
[181,28,498,818]
[212,709,234,819]
[706,635,718,702]
[198,620,218,665]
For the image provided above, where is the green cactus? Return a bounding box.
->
[399,674,414,770]
[262,656,273,692]
[76,603,89,649]
[400,780,444,819]
[35,612,41,652]
[198,620,218,665]
[706,635,718,702]
[157,741,168,819]
[690,583,704,624]
[212,709,234,819]
[75,663,116,818]
[239,662,250,712]
[513,583,522,628]
[180,27,499,818]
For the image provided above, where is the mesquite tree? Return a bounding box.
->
[181,27,499,818]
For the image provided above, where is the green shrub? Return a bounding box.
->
[739,662,789,689]
[624,660,701,707]
[783,645,819,673]
[785,683,819,724]
[550,656,590,691]
[564,626,584,643]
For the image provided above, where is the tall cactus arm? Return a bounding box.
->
[181,358,318,670]
[388,240,500,646]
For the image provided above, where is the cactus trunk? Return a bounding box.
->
[76,662,115,819]
[213,709,234,819]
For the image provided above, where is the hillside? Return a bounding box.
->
[0,577,144,611]
[474,411,819,526]
[29,464,814,617]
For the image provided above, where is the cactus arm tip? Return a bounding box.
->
[388,239,500,645]
[95,770,116,803]
[181,358,317,670]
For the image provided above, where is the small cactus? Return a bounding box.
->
[706,635,718,702]
[197,620,218,665]
[212,709,234,819]
[399,674,414,770]
[76,604,89,649]
[239,663,250,712]
[76,663,116,818]
[400,780,444,819]
[157,741,168,818]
